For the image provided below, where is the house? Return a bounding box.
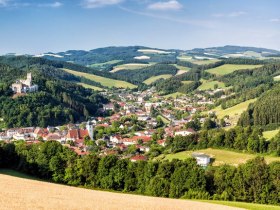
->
[103,103,114,111]
[192,153,211,167]
[130,155,147,162]
[157,140,166,147]
[65,129,89,141]
[122,136,152,146]
[174,128,196,137]
[110,135,123,144]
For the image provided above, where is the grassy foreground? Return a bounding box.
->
[63,68,137,89]
[159,148,280,166]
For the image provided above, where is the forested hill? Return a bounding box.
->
[0,57,108,128]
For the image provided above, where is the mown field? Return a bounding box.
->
[143,74,172,85]
[111,63,152,73]
[62,68,137,89]
[77,82,103,91]
[198,79,226,90]
[88,60,122,68]
[212,99,257,126]
[0,171,241,210]
[263,129,279,139]
[206,64,263,76]
[159,148,280,166]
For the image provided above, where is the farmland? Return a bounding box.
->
[62,68,137,89]
[198,80,226,90]
[159,148,280,166]
[77,82,103,91]
[0,172,241,210]
[111,63,152,73]
[206,64,263,75]
[88,60,122,68]
[263,129,279,139]
[143,74,172,85]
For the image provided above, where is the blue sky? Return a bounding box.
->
[0,0,279,54]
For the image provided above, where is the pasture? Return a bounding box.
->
[143,74,172,85]
[62,68,137,89]
[206,64,263,76]
[198,80,226,90]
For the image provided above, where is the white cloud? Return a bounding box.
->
[0,0,9,6]
[270,18,280,22]
[148,0,182,11]
[212,11,247,18]
[38,2,63,8]
[82,0,124,8]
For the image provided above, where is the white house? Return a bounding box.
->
[174,128,195,137]
[192,153,211,167]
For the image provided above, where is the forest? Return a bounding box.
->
[0,140,279,205]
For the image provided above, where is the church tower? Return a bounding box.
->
[86,121,94,140]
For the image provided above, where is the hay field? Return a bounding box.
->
[143,74,172,85]
[0,173,242,210]
[62,68,136,89]
[206,64,262,76]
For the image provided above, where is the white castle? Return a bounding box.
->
[11,73,38,94]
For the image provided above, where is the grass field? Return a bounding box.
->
[190,59,220,65]
[274,75,280,81]
[158,115,170,124]
[182,81,194,85]
[0,171,241,210]
[198,80,226,90]
[88,60,122,68]
[263,129,279,140]
[206,64,263,76]
[173,64,191,72]
[77,83,103,91]
[143,74,172,85]
[111,63,151,72]
[204,200,280,210]
[160,148,280,166]
[212,99,257,126]
[63,68,137,89]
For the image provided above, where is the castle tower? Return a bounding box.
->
[86,121,94,140]
[26,73,32,87]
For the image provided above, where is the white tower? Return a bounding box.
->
[86,121,94,140]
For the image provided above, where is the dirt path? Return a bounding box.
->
[0,174,243,210]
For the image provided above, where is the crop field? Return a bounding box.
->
[190,59,220,65]
[212,99,257,126]
[77,83,103,91]
[198,80,226,90]
[111,63,151,73]
[159,148,280,166]
[0,172,241,210]
[143,74,172,85]
[62,68,137,89]
[263,129,279,139]
[206,64,263,76]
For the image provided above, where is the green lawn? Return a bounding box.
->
[198,80,226,90]
[158,115,170,124]
[263,129,279,140]
[206,64,263,76]
[77,83,103,91]
[204,200,280,210]
[143,74,173,85]
[172,64,191,72]
[212,99,257,126]
[62,68,137,89]
[160,148,280,166]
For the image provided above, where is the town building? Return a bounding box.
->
[11,73,38,94]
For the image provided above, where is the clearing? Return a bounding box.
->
[143,74,172,85]
[88,60,122,68]
[159,148,280,166]
[198,80,226,90]
[62,68,137,89]
[0,171,241,210]
[263,129,279,140]
[274,75,280,81]
[206,64,263,76]
[111,63,151,73]
[211,99,257,126]
[77,83,103,91]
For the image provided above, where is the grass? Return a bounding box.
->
[204,200,280,210]
[63,68,137,89]
[263,129,279,140]
[111,63,151,73]
[206,64,263,76]
[189,59,220,65]
[77,83,103,91]
[212,99,257,126]
[88,60,122,68]
[143,74,173,85]
[173,64,191,72]
[160,148,280,166]
[182,81,193,85]
[158,115,170,124]
[198,80,226,90]
[1,171,238,210]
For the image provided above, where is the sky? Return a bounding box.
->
[0,0,280,54]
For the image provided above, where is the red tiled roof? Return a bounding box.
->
[130,155,147,161]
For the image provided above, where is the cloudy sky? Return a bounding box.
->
[0,0,279,54]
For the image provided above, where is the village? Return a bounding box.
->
[0,78,228,166]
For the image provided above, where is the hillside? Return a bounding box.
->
[0,173,241,210]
